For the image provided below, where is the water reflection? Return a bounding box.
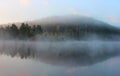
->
[0,41,120,66]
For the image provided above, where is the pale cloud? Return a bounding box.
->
[68,8,91,17]
[20,0,29,7]
[40,0,50,8]
[69,8,80,15]
[82,12,91,17]
[106,16,120,24]
[19,0,50,8]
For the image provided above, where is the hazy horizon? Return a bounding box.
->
[0,0,120,27]
[0,1,120,76]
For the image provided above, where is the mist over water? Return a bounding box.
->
[0,40,120,66]
[0,18,120,75]
[0,0,120,75]
[0,38,120,76]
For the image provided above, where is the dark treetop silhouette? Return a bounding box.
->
[0,16,120,40]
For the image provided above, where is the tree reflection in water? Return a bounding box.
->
[0,41,120,67]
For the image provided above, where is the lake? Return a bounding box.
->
[0,41,120,76]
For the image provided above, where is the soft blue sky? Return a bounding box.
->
[0,0,120,26]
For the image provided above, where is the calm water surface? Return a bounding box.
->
[0,41,120,76]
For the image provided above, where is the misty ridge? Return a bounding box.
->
[1,1,120,76]
[0,15,120,41]
[0,15,120,66]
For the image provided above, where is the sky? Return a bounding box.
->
[0,0,120,27]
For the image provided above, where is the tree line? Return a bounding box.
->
[0,23,119,40]
[0,23,43,40]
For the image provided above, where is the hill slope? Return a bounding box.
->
[1,15,120,41]
[29,15,120,41]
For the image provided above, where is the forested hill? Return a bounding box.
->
[0,16,120,41]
